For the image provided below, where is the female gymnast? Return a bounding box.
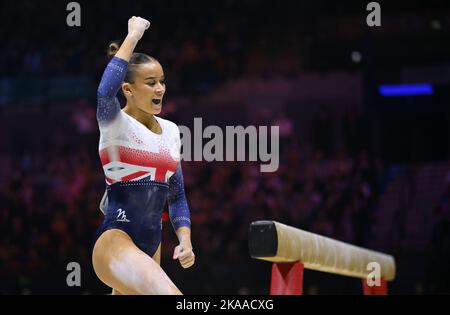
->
[92,16,194,295]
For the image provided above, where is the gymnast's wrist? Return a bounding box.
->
[178,235,192,247]
[126,32,141,43]
[179,237,192,246]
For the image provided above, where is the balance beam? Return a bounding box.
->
[248,220,395,281]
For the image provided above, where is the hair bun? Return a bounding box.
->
[107,39,123,60]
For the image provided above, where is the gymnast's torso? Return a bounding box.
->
[99,111,180,185]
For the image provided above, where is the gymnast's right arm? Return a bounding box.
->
[96,17,150,125]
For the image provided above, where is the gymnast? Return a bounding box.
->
[92,16,194,295]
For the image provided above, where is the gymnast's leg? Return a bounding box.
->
[93,229,181,295]
[111,244,162,295]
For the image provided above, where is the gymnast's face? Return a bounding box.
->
[123,62,166,115]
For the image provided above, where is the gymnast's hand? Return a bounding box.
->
[173,241,195,269]
[128,16,150,41]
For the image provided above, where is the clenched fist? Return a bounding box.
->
[173,242,195,269]
[128,16,150,41]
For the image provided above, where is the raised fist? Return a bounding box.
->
[128,16,150,41]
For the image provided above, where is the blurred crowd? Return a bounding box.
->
[2,0,446,99]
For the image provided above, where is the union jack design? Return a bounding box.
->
[100,145,178,183]
[98,113,181,185]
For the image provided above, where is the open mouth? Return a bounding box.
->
[152,99,161,105]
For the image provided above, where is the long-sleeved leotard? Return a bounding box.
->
[94,57,190,256]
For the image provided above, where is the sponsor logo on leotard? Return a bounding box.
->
[116,208,130,222]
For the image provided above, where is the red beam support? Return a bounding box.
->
[362,278,388,295]
[270,262,304,295]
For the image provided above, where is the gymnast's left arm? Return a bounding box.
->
[168,163,195,269]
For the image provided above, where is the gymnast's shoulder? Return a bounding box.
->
[155,116,182,136]
[155,116,180,138]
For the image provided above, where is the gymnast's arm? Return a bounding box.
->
[168,164,195,268]
[97,17,150,213]
[96,17,150,126]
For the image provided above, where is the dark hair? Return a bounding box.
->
[107,39,159,84]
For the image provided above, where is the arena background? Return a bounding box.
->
[1,0,450,294]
